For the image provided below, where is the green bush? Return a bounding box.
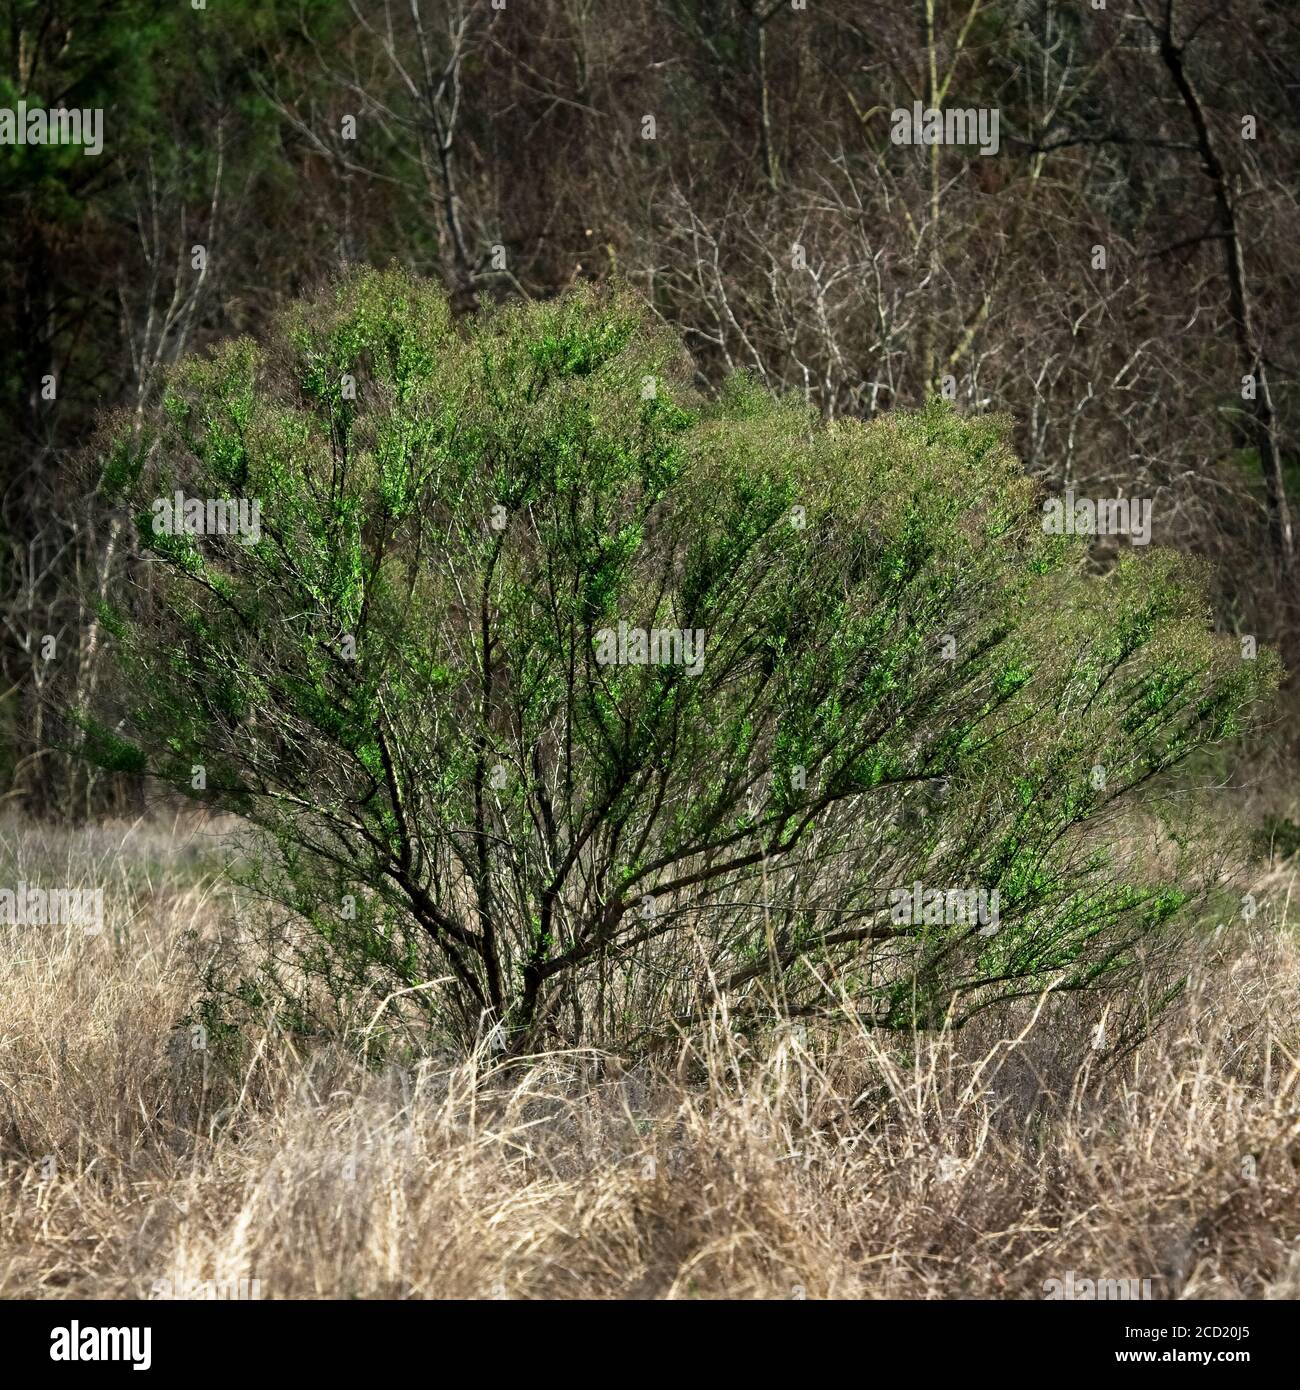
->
[84,267,1279,1051]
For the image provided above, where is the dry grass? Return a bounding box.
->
[1,815,1298,1300]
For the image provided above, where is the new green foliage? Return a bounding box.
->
[85,268,1279,1050]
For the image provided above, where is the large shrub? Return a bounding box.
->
[84,267,1277,1051]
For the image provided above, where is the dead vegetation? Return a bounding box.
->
[1,815,1297,1300]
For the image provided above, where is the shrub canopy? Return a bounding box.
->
[87,267,1278,1051]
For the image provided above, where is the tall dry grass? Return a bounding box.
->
[1,815,1298,1300]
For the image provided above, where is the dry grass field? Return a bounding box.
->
[2,814,1298,1300]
